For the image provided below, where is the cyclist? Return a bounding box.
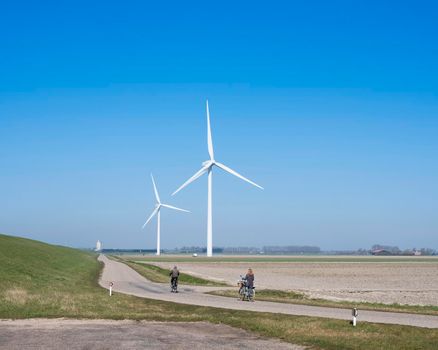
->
[169,266,180,292]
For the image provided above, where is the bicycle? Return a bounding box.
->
[170,277,178,293]
[237,275,255,301]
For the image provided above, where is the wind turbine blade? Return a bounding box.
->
[142,207,159,229]
[215,162,264,190]
[161,204,190,213]
[150,173,160,203]
[172,166,208,196]
[206,100,214,160]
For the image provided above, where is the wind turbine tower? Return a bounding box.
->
[173,101,263,257]
[143,174,190,255]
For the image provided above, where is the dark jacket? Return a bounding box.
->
[170,268,180,278]
[245,273,254,288]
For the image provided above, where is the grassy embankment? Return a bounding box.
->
[109,256,228,286]
[1,233,438,350]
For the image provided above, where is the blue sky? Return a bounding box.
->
[1,1,437,250]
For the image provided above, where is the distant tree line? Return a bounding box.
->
[263,246,321,254]
[174,245,321,254]
[98,245,436,256]
[177,246,224,253]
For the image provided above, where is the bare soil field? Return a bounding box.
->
[0,319,302,350]
[145,258,438,306]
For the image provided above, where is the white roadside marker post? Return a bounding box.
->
[352,308,358,326]
[109,282,114,296]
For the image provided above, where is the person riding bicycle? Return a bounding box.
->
[169,266,180,292]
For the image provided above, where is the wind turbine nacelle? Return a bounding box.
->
[202,160,214,167]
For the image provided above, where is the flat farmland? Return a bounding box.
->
[129,256,438,306]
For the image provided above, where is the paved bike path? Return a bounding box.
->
[98,255,438,328]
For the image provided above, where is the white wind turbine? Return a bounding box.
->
[142,174,189,255]
[172,101,263,257]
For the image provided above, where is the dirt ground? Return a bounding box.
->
[150,260,438,306]
[0,319,303,350]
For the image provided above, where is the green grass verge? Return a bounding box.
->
[110,256,228,286]
[1,234,438,350]
[208,289,438,316]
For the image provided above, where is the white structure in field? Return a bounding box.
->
[142,174,190,255]
[95,240,102,252]
[172,101,263,257]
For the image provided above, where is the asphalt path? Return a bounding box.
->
[99,255,438,328]
[0,319,302,350]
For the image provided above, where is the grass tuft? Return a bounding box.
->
[112,257,229,286]
[208,289,438,316]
